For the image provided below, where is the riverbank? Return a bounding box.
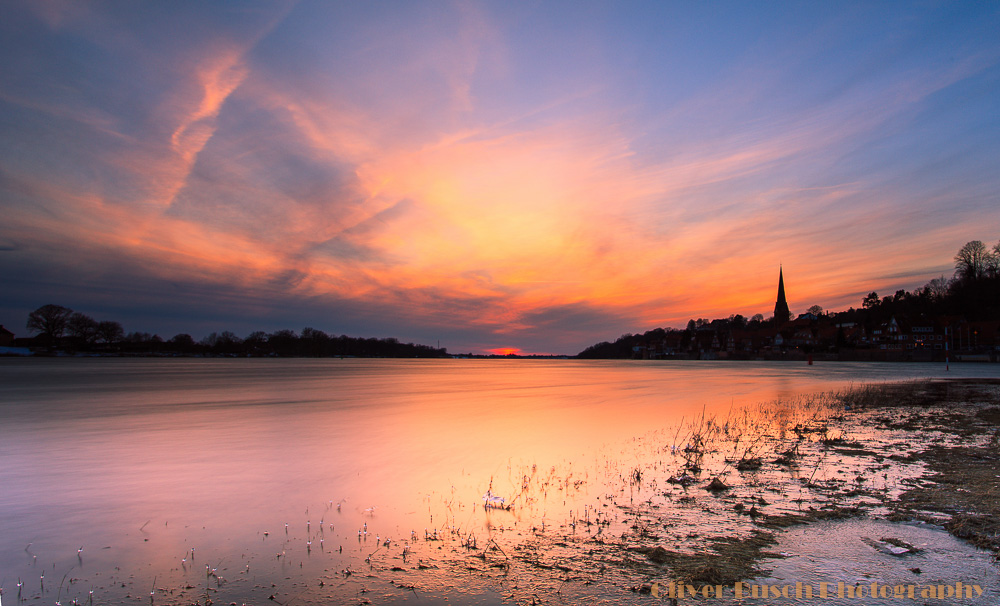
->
[608,379,1000,601]
[857,380,1000,554]
[361,378,1000,604]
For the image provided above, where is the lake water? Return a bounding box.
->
[1,359,996,604]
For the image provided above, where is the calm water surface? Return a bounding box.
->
[1,359,995,603]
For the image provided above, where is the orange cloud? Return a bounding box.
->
[169,51,248,168]
[4,2,996,353]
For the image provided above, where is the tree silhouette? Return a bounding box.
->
[954,240,992,282]
[168,334,196,353]
[67,312,100,345]
[923,276,950,300]
[26,304,73,347]
[990,241,1000,278]
[97,320,124,345]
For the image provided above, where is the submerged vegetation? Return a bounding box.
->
[848,380,1000,555]
[473,379,1000,599]
[622,380,1000,590]
[6,379,998,604]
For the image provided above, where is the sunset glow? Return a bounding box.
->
[2,2,998,353]
[486,348,523,357]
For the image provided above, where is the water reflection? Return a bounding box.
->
[0,359,993,604]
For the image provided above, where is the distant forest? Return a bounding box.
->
[578,239,1000,359]
[19,307,449,358]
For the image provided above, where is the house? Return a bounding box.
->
[961,321,1000,352]
[0,325,14,347]
[907,316,946,351]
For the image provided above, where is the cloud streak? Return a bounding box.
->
[1,2,998,353]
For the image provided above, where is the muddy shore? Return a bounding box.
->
[615,379,1000,599]
[346,378,1000,605]
[8,378,998,606]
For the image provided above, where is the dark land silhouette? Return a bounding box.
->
[578,239,1000,361]
[7,239,1000,360]
[11,310,449,358]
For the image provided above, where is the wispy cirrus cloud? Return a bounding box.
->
[1,2,998,352]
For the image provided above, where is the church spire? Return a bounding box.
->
[774,266,790,325]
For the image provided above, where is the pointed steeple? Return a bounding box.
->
[774,266,790,325]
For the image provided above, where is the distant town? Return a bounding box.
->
[579,240,1000,362]
[3,239,999,362]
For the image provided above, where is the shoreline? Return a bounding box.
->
[618,379,1000,599]
[2,350,998,364]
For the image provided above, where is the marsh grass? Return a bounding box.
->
[634,530,780,585]
[612,381,1000,588]
[38,379,1000,606]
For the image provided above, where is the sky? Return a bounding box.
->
[2,1,999,354]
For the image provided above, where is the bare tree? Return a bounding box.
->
[217,331,242,346]
[922,276,950,300]
[97,320,124,345]
[67,312,100,345]
[26,304,73,345]
[990,241,1000,278]
[807,304,823,316]
[126,332,152,343]
[244,331,268,348]
[954,240,991,281]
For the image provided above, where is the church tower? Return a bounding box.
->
[774,267,790,325]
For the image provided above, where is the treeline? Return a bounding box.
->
[831,238,1000,324]
[578,238,1000,358]
[578,317,766,359]
[22,305,449,357]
